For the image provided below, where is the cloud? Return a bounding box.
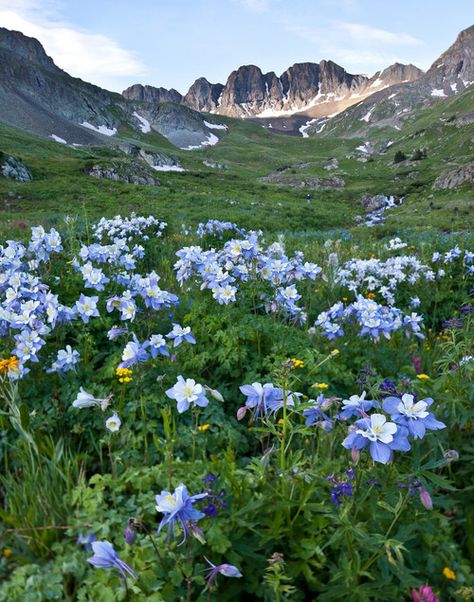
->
[0,1,147,91]
[283,18,425,75]
[338,22,423,46]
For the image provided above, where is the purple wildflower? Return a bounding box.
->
[87,541,137,581]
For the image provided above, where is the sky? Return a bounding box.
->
[1,0,473,93]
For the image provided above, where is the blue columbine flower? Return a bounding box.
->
[382,394,446,439]
[77,532,96,550]
[303,395,333,430]
[239,382,283,418]
[148,334,169,357]
[87,541,136,581]
[155,483,207,544]
[119,334,149,369]
[74,294,100,323]
[338,391,374,420]
[166,324,196,347]
[342,413,411,464]
[204,557,242,586]
[165,376,209,413]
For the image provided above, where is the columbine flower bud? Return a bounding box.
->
[205,386,224,402]
[418,486,433,510]
[236,406,248,421]
[124,519,138,545]
[189,522,206,544]
[443,449,459,463]
[351,447,360,465]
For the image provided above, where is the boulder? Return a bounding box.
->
[433,162,474,189]
[0,154,33,182]
[87,161,160,186]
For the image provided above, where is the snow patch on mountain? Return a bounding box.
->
[182,132,219,150]
[360,107,375,122]
[80,122,117,136]
[133,112,151,133]
[203,120,228,130]
[299,119,318,138]
[151,164,185,172]
[50,134,67,144]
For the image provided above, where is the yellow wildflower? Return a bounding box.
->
[366,292,376,299]
[330,349,340,356]
[312,383,329,390]
[290,358,304,369]
[118,377,133,383]
[116,367,133,377]
[2,548,12,558]
[443,567,456,580]
[198,424,210,431]
[0,356,20,374]
[416,374,430,380]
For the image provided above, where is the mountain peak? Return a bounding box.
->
[0,27,61,74]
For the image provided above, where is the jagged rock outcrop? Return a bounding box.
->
[433,162,474,189]
[189,59,421,118]
[0,27,60,73]
[0,154,33,182]
[122,58,423,120]
[122,84,182,104]
[87,161,160,186]
[183,78,224,112]
[258,172,345,188]
[367,63,424,90]
[424,25,474,94]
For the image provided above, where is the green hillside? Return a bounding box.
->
[1,87,473,238]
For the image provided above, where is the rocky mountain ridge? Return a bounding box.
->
[123,59,423,120]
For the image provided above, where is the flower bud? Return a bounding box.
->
[443,449,459,463]
[124,519,138,545]
[237,406,248,421]
[189,522,206,544]
[418,486,433,510]
[351,447,360,465]
[205,386,224,403]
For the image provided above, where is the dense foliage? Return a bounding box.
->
[0,214,473,601]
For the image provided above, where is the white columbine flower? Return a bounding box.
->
[342,391,367,408]
[72,387,111,410]
[396,394,429,419]
[73,387,101,408]
[105,413,121,432]
[356,413,397,443]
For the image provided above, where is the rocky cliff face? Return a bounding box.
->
[122,84,182,104]
[0,27,60,73]
[209,59,421,118]
[424,25,474,93]
[366,63,424,90]
[182,77,224,112]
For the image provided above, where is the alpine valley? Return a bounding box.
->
[0,24,473,231]
[1,16,474,602]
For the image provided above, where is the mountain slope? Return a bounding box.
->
[307,25,474,137]
[0,27,227,149]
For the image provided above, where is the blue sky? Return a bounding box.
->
[1,0,473,92]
